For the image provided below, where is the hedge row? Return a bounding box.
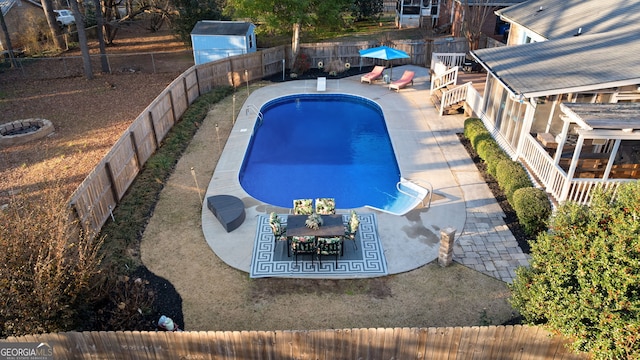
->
[463,118,551,237]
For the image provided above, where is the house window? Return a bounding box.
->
[249,34,253,49]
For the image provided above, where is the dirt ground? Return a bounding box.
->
[1,23,519,331]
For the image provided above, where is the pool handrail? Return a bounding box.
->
[397,178,433,209]
[246,104,264,125]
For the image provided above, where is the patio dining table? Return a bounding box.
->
[285,214,345,257]
[286,214,344,237]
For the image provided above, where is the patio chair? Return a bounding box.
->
[290,236,317,265]
[360,65,385,84]
[388,70,415,92]
[315,198,336,215]
[293,199,314,215]
[344,210,360,253]
[317,236,342,266]
[268,212,287,244]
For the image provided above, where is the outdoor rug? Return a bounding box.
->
[250,213,388,278]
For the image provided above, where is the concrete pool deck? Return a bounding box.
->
[201,65,530,283]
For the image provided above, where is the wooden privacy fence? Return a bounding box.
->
[69,46,286,232]
[2,326,590,359]
[68,38,470,234]
[296,37,468,70]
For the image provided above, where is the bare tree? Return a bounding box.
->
[0,11,18,68]
[70,0,93,79]
[93,0,110,72]
[40,0,66,50]
[459,0,494,50]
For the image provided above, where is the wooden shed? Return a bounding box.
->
[190,20,256,65]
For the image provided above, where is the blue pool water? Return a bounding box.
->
[239,94,419,212]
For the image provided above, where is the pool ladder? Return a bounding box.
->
[397,178,433,209]
[246,104,264,125]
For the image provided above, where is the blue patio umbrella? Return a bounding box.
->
[359,46,410,80]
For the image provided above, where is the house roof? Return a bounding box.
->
[2,0,41,15]
[1,0,15,15]
[191,21,254,36]
[495,0,640,40]
[471,29,640,98]
[560,103,640,132]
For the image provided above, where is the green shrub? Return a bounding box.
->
[510,182,640,359]
[476,138,510,176]
[494,159,533,203]
[512,187,552,236]
[463,117,488,149]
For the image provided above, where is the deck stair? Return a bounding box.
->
[429,59,474,116]
[431,85,466,115]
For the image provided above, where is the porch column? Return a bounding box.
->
[514,99,535,160]
[559,135,585,202]
[553,119,571,165]
[602,139,622,180]
[544,97,559,134]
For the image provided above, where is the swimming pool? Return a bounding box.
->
[238,94,426,215]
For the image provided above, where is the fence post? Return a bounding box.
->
[438,227,456,267]
[104,161,121,204]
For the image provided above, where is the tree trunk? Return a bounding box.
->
[93,0,110,73]
[70,0,93,79]
[0,11,18,68]
[291,22,300,62]
[40,0,66,50]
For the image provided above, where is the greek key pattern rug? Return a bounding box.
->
[250,213,388,278]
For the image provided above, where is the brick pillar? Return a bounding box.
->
[438,227,456,267]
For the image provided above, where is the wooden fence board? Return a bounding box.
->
[445,326,463,359]
[183,68,200,105]
[486,324,506,359]
[455,326,479,359]
[106,134,139,200]
[366,328,378,359]
[47,332,76,359]
[413,327,428,359]
[71,163,115,231]
[149,93,174,143]
[129,112,157,165]
[169,80,189,121]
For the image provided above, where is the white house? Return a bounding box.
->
[190,20,256,65]
[431,0,640,205]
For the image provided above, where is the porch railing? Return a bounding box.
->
[519,135,634,205]
[519,135,568,201]
[439,82,471,116]
[430,66,458,91]
[430,52,466,70]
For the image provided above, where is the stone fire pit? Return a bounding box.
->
[0,118,54,146]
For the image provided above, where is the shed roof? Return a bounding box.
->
[560,103,640,132]
[496,0,640,40]
[191,21,254,36]
[471,29,640,98]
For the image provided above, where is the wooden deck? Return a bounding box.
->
[457,70,487,94]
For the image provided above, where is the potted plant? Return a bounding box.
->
[305,213,324,230]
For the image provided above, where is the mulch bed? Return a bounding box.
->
[263,66,375,82]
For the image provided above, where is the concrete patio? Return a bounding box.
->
[201,65,530,282]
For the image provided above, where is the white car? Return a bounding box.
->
[54,10,75,26]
